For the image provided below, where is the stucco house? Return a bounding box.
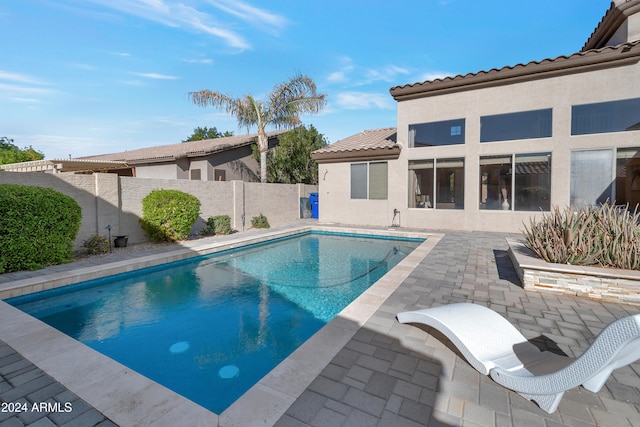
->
[313,0,640,233]
[1,131,284,182]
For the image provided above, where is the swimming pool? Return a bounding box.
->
[8,231,422,414]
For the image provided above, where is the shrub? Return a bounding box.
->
[202,215,232,236]
[140,189,200,242]
[0,184,81,273]
[83,234,110,255]
[523,203,640,269]
[251,213,270,229]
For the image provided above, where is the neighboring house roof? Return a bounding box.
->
[0,159,130,173]
[390,40,640,101]
[312,128,400,163]
[81,130,286,165]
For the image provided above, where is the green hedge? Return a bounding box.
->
[0,184,82,273]
[140,189,201,242]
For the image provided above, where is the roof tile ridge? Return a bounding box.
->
[391,40,640,94]
[582,1,619,51]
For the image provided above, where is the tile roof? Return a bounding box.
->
[314,128,397,154]
[390,40,640,101]
[312,128,400,163]
[582,0,640,51]
[0,159,130,173]
[80,130,286,164]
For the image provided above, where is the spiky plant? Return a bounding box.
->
[523,203,640,269]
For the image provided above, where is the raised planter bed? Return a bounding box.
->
[506,237,640,306]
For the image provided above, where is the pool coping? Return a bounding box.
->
[0,225,441,426]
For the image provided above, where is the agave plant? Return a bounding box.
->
[596,203,640,269]
[523,203,640,270]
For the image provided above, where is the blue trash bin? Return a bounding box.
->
[309,192,319,219]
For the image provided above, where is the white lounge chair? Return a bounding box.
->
[397,303,640,413]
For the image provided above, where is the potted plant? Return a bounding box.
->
[114,235,128,248]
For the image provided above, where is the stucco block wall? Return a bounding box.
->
[0,172,316,249]
[118,177,237,243]
[243,182,315,230]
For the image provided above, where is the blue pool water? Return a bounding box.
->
[9,231,422,414]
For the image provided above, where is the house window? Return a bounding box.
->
[514,153,551,211]
[572,147,640,209]
[409,119,465,147]
[572,98,640,135]
[479,155,512,210]
[409,160,434,208]
[190,169,201,180]
[616,148,640,209]
[570,149,614,207]
[408,158,464,209]
[214,169,226,181]
[480,109,552,142]
[350,162,388,200]
[436,159,464,209]
[480,153,551,211]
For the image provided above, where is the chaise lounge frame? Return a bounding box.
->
[397,303,640,413]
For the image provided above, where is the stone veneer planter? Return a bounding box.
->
[506,238,640,306]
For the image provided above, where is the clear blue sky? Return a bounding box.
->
[2,1,610,160]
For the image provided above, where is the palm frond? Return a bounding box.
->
[234,95,262,131]
[187,91,241,115]
[267,73,327,125]
[187,74,326,183]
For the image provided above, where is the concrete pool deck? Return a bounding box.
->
[1,222,640,426]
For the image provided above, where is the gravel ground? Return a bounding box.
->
[72,238,195,261]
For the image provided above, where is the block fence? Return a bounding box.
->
[0,172,317,249]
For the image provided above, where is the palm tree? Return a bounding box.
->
[188,73,327,183]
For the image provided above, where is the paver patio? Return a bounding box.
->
[1,225,639,426]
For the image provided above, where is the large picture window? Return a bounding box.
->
[480,153,551,211]
[350,162,388,200]
[571,148,640,209]
[479,155,511,210]
[616,148,640,209]
[409,158,464,209]
[409,119,465,147]
[570,149,613,207]
[408,160,434,208]
[514,153,552,211]
[480,109,552,142]
[572,98,640,135]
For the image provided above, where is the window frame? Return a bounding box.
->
[570,149,615,208]
[571,98,640,136]
[408,158,464,209]
[480,108,553,143]
[408,118,466,147]
[190,169,202,181]
[479,152,552,211]
[350,161,388,200]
